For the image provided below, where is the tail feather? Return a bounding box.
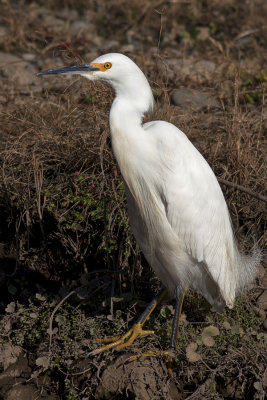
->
[234,244,262,293]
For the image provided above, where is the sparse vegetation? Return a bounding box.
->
[0,0,266,399]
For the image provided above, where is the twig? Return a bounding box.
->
[218,178,267,203]
[48,290,76,358]
[104,196,111,270]
[110,279,115,320]
[6,216,22,278]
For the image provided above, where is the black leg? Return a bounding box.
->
[137,286,167,325]
[88,286,167,356]
[170,284,186,352]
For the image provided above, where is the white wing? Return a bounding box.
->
[143,120,237,307]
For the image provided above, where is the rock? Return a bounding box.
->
[95,355,181,400]
[264,319,267,330]
[164,58,217,83]
[164,57,192,80]
[194,60,216,81]
[103,40,120,52]
[84,51,99,62]
[0,26,7,45]
[57,8,78,20]
[121,44,135,53]
[257,289,267,310]
[70,20,90,35]
[253,306,266,319]
[0,95,7,104]
[0,52,39,87]
[257,265,266,279]
[171,88,220,110]
[90,35,104,47]
[239,59,261,75]
[0,352,32,399]
[197,27,210,41]
[6,384,59,400]
[0,343,21,370]
[6,385,37,400]
[42,15,65,33]
[22,53,35,62]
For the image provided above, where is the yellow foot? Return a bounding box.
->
[122,348,176,375]
[88,323,155,356]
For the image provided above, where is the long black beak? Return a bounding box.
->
[37,64,99,76]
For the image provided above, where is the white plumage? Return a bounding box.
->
[39,53,260,313]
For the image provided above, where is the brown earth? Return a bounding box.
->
[0,1,266,399]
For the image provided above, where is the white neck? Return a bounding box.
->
[109,65,154,129]
[107,65,154,187]
[109,93,153,187]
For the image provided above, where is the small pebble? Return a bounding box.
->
[171,88,220,110]
[257,289,267,311]
[22,53,35,61]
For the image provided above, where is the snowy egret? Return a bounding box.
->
[38,53,260,365]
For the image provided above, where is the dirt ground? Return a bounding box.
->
[0,1,266,399]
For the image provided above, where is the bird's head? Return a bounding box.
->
[38,53,154,113]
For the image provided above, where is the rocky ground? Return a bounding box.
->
[0,1,266,399]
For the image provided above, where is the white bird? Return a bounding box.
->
[38,53,260,364]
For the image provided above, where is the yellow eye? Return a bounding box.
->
[104,62,112,70]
